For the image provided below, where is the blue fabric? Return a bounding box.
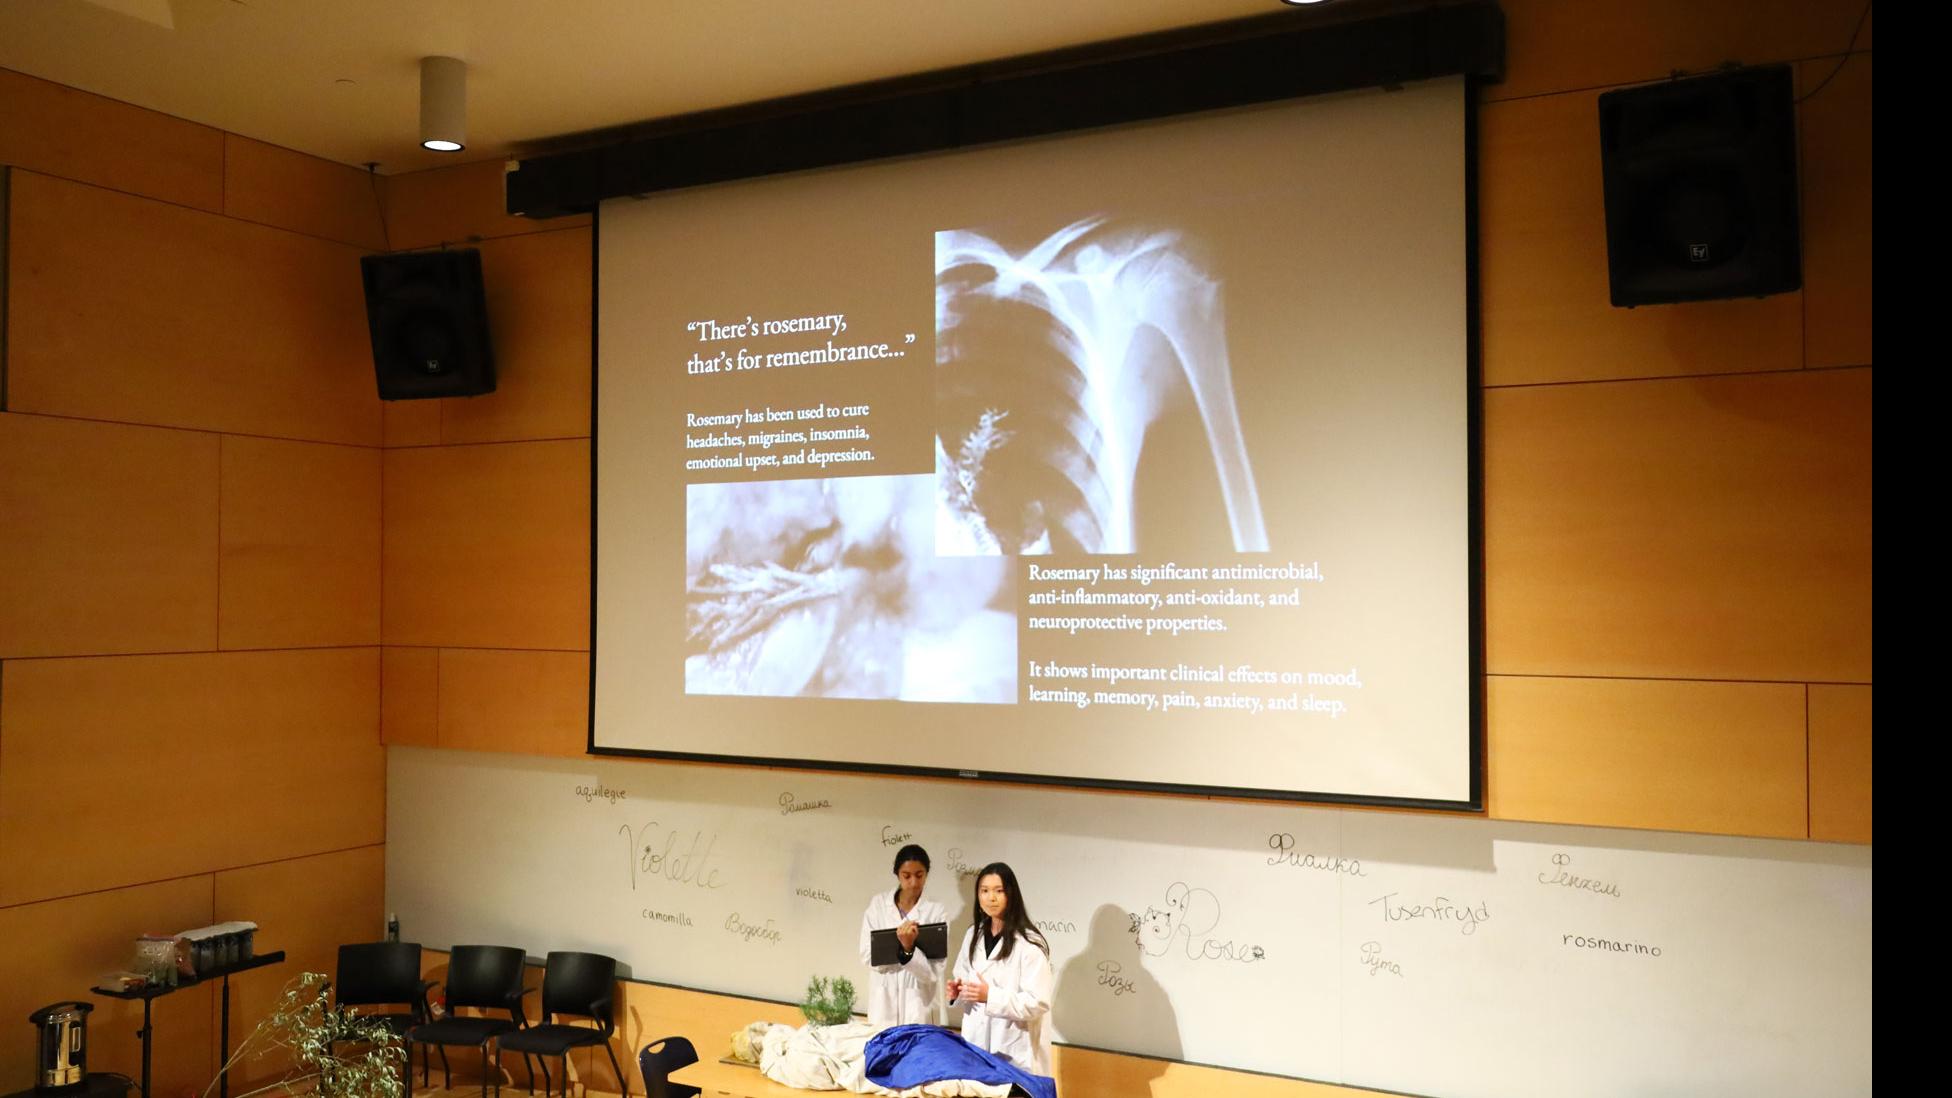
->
[864,1024,1056,1098]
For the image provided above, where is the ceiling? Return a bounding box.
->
[0,0,1304,173]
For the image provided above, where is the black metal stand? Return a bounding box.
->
[91,951,286,1098]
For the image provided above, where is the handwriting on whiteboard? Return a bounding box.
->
[1538,852,1623,898]
[1130,882,1267,963]
[1266,832,1366,876]
[1358,941,1402,977]
[1367,893,1490,935]
[618,820,728,891]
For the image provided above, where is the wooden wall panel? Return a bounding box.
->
[440,228,594,445]
[437,649,589,757]
[382,646,441,747]
[384,399,444,448]
[1809,684,1871,844]
[219,435,381,650]
[381,441,590,650]
[0,412,219,659]
[1478,89,1801,387]
[1059,1050,1375,1098]
[223,135,389,250]
[1798,55,1874,369]
[0,649,383,905]
[0,876,216,1096]
[214,845,387,1096]
[383,160,588,252]
[1488,676,1807,837]
[1493,0,1870,102]
[5,171,381,446]
[0,67,223,210]
[1484,368,1872,684]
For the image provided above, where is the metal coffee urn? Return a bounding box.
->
[28,1001,92,1089]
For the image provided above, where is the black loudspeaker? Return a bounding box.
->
[360,248,496,399]
[1598,65,1801,307]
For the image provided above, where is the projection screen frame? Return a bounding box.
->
[561,2,1499,812]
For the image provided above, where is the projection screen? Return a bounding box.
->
[593,76,1475,806]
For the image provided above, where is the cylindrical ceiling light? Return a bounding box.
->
[419,56,467,152]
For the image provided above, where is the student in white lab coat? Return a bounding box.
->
[946,862,1054,1074]
[859,844,949,1028]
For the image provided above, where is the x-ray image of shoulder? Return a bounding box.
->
[686,474,1015,703]
[935,217,1269,556]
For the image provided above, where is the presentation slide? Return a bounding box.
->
[594,78,1472,804]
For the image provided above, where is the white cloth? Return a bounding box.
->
[761,1022,874,1090]
[949,926,1054,1075]
[756,1022,1009,1096]
[859,890,949,1029]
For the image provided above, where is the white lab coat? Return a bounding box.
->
[858,890,949,1029]
[950,926,1054,1075]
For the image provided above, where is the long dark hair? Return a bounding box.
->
[892,844,930,874]
[968,862,1048,961]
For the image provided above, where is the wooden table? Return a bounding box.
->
[668,1057,815,1098]
[2,1076,132,1098]
[91,950,286,1098]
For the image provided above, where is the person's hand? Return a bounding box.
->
[896,920,919,950]
[961,974,988,1004]
[945,978,963,1001]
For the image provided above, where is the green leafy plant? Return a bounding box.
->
[798,974,857,1026]
[206,972,405,1098]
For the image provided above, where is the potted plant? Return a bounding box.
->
[208,973,406,1098]
[798,975,857,1027]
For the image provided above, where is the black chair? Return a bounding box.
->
[334,942,435,1037]
[332,942,435,1085]
[497,952,628,1098]
[406,945,529,1098]
[638,1037,699,1098]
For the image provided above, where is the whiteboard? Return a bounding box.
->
[385,747,1871,1098]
